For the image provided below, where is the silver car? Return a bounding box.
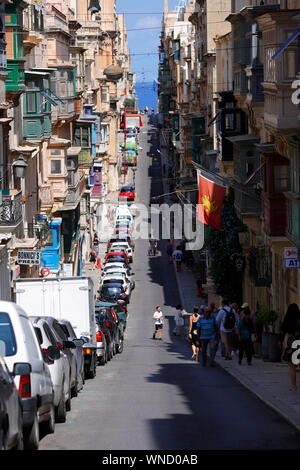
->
[58,319,85,395]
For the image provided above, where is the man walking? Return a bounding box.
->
[197,307,217,366]
[216,299,239,360]
[173,246,183,272]
[152,306,164,340]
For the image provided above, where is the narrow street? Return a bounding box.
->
[39,118,300,451]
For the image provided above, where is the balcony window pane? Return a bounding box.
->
[26,92,36,113]
[51,159,62,174]
[274,165,290,192]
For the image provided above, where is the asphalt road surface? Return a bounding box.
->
[39,116,300,451]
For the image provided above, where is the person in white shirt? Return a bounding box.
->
[152,306,164,340]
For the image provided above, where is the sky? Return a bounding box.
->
[116,0,179,82]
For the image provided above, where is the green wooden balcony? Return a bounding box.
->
[6,60,25,92]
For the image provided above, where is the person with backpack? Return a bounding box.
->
[216,299,239,360]
[237,307,255,365]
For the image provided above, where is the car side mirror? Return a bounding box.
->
[47,346,61,361]
[13,362,32,376]
[73,339,84,347]
[80,336,90,344]
[63,340,76,349]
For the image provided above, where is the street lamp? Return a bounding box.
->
[13,154,28,179]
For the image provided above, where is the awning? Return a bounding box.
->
[10,238,39,249]
[226,134,260,144]
[67,146,82,156]
[0,118,13,124]
[25,71,50,76]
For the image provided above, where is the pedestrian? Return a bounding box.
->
[89,250,97,270]
[93,235,100,257]
[165,239,174,263]
[216,299,239,360]
[189,307,201,361]
[230,302,240,356]
[197,307,218,366]
[210,303,220,358]
[152,306,164,340]
[281,303,300,392]
[237,307,255,365]
[174,304,184,336]
[173,246,183,272]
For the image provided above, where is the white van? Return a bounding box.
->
[0,301,58,450]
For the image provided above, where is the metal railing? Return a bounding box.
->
[0,190,23,226]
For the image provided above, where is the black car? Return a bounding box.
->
[95,306,123,355]
[98,284,128,303]
[0,355,23,450]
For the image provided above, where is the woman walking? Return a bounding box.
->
[89,250,97,270]
[281,303,300,391]
[236,307,255,365]
[174,304,184,336]
[189,307,201,361]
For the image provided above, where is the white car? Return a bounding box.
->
[0,301,58,449]
[110,242,133,262]
[99,274,132,297]
[29,316,71,424]
[101,262,131,274]
[102,268,135,290]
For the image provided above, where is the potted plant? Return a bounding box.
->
[255,308,280,362]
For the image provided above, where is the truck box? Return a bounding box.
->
[15,276,97,379]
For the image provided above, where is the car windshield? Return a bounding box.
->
[0,312,17,357]
[101,287,123,295]
[121,186,133,192]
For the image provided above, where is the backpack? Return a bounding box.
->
[223,307,236,330]
[175,251,182,261]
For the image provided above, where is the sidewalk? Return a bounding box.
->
[174,263,300,432]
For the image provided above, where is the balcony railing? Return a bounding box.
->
[234,186,262,216]
[39,185,52,206]
[0,190,23,227]
[64,175,85,207]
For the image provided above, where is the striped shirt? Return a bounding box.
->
[196,316,216,340]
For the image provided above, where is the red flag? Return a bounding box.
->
[197,171,226,230]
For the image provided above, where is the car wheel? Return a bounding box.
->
[117,339,124,354]
[0,419,8,450]
[42,404,55,435]
[87,360,96,379]
[66,387,71,412]
[71,377,78,398]
[23,412,39,450]
[55,392,66,423]
[112,341,117,356]
[14,427,24,450]
[99,355,106,366]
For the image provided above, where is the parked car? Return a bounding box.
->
[100,276,132,298]
[0,301,58,449]
[105,251,129,265]
[101,262,131,275]
[39,317,77,402]
[98,284,128,304]
[95,324,108,366]
[95,303,124,355]
[109,242,133,263]
[0,355,23,450]
[119,184,135,201]
[58,319,85,396]
[29,317,71,424]
[101,267,134,287]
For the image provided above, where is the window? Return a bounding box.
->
[0,312,17,357]
[284,50,297,80]
[43,323,57,346]
[45,230,53,247]
[274,165,290,192]
[59,81,67,97]
[73,125,91,148]
[51,159,62,174]
[67,170,75,186]
[26,92,36,113]
[51,149,61,156]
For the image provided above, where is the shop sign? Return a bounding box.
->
[17,250,40,265]
[285,259,300,269]
[284,247,300,268]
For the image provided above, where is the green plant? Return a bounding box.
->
[255,307,278,333]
